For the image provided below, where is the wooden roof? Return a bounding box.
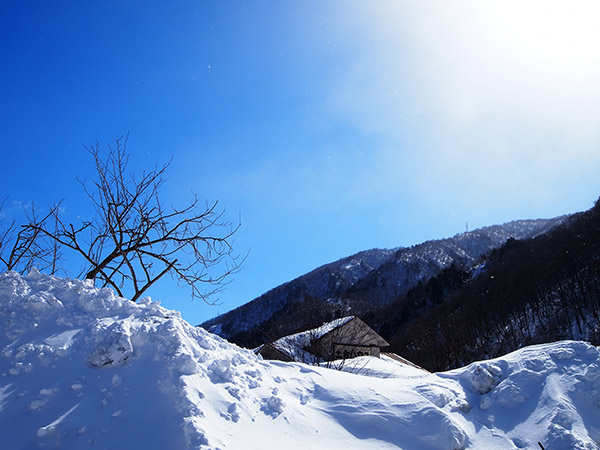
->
[314,316,390,348]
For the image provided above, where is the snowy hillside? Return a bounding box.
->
[2,270,600,449]
[202,216,565,346]
[343,217,568,307]
[202,248,398,340]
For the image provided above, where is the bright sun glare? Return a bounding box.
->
[485,0,600,69]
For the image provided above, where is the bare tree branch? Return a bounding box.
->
[27,136,243,303]
[0,200,63,274]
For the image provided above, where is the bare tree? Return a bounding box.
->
[0,200,61,274]
[28,137,242,303]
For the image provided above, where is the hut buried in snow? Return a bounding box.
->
[257,316,390,363]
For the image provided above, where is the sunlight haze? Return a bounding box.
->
[1,1,599,324]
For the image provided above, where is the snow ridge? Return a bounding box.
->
[0,270,272,448]
[1,270,599,449]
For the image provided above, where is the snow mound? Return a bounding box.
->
[1,270,599,449]
[444,341,600,449]
[0,270,272,448]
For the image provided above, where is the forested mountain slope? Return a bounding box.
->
[384,199,600,371]
[202,249,397,346]
[202,217,565,348]
[341,218,566,308]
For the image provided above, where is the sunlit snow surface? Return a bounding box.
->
[1,270,599,449]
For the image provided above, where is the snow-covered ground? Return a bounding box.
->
[1,270,599,449]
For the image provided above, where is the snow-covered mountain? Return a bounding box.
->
[388,200,600,372]
[202,248,399,342]
[202,217,565,346]
[1,270,599,449]
[344,218,568,306]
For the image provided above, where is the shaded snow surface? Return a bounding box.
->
[1,270,599,449]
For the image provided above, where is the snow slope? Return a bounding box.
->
[1,270,599,449]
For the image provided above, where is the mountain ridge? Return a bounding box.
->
[201,215,566,347]
[385,200,600,371]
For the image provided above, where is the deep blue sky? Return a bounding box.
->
[2,1,600,324]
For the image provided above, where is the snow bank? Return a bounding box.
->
[1,270,599,449]
[443,341,600,449]
[335,354,428,379]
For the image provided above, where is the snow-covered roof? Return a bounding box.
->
[266,316,354,354]
[261,316,389,363]
[311,316,356,339]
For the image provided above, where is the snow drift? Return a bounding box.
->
[1,270,599,449]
